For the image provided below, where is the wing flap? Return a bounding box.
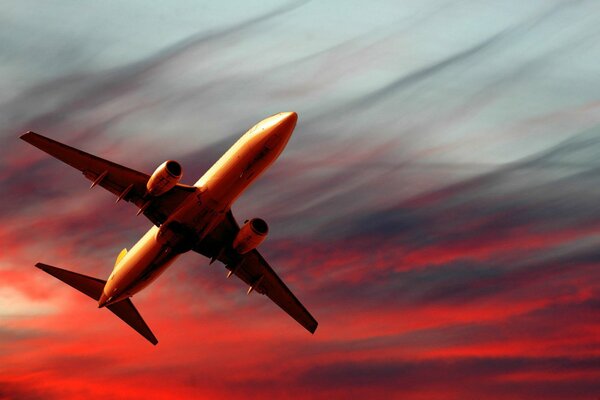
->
[20,131,196,226]
[21,131,149,196]
[194,211,318,333]
[235,250,318,333]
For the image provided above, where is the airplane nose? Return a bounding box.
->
[279,112,298,130]
[98,292,110,308]
[264,112,297,149]
[275,112,297,138]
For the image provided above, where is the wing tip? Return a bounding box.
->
[20,131,36,140]
[145,331,159,345]
[34,262,51,272]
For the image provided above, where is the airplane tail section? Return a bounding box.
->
[115,248,128,266]
[34,263,158,345]
[106,299,158,345]
[35,262,105,300]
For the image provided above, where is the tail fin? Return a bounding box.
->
[115,248,128,266]
[35,263,158,345]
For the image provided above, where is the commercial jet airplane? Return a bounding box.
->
[21,112,317,345]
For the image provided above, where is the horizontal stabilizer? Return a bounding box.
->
[107,299,158,345]
[35,262,105,301]
[34,262,158,345]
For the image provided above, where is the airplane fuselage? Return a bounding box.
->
[100,112,297,307]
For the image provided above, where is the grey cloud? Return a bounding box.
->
[0,1,308,140]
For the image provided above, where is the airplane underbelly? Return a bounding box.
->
[106,226,181,300]
[128,251,179,294]
[202,161,269,207]
[107,132,282,302]
[197,139,276,206]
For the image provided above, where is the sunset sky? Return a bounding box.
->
[1,1,600,398]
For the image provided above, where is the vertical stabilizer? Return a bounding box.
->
[115,248,128,266]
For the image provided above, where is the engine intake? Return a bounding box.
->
[233,218,268,254]
[146,160,182,196]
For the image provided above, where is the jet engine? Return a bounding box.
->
[233,218,269,254]
[146,160,182,196]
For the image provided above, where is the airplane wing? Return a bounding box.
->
[194,211,318,333]
[20,131,196,226]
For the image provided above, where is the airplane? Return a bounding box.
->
[20,111,317,345]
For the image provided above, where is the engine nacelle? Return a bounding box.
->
[233,218,269,254]
[146,160,182,196]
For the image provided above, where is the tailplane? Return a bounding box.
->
[35,263,158,345]
[107,299,157,345]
